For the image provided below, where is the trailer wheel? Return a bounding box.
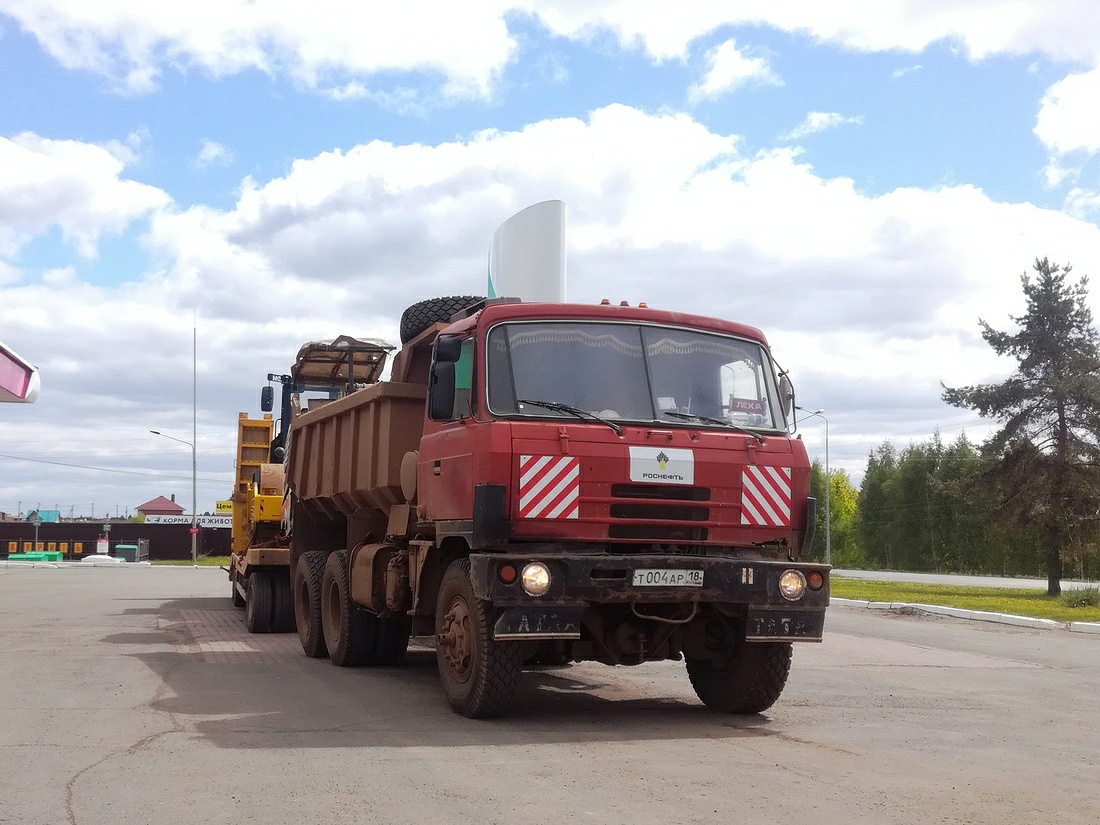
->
[245,570,273,634]
[399,296,484,344]
[435,559,521,718]
[293,551,328,658]
[321,550,375,666]
[270,569,295,633]
[373,616,411,665]
[685,641,793,714]
[230,567,245,609]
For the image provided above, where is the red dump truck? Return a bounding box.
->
[284,295,828,718]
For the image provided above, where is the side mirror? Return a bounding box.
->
[260,385,274,412]
[429,361,456,420]
[435,337,462,364]
[778,374,794,419]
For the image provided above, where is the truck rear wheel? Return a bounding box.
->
[321,550,374,666]
[685,641,793,714]
[435,559,521,718]
[399,296,484,343]
[293,551,328,658]
[245,570,273,634]
[270,570,295,633]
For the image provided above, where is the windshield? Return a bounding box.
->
[486,321,784,429]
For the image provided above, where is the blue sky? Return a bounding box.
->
[2,2,1100,517]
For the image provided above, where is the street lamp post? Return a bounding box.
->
[151,430,197,562]
[796,407,830,566]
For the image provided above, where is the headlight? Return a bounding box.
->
[778,570,807,601]
[521,562,551,596]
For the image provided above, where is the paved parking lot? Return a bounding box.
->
[2,564,1098,825]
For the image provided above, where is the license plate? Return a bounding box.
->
[632,569,704,587]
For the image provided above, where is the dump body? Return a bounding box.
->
[285,381,425,522]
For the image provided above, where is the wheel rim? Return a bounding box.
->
[440,595,474,684]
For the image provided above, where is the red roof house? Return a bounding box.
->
[136,495,186,517]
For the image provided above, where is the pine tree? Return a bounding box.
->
[942,258,1100,595]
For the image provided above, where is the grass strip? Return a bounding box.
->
[831,577,1100,624]
[154,555,231,567]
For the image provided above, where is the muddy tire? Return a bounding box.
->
[270,569,295,633]
[293,551,328,658]
[399,296,484,344]
[230,567,245,608]
[245,570,273,634]
[373,616,411,665]
[686,642,793,714]
[435,559,521,718]
[321,550,375,667]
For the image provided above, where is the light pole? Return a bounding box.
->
[151,430,197,562]
[796,407,830,566]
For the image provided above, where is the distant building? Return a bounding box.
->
[26,509,60,523]
[135,495,186,517]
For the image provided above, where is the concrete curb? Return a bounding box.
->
[833,596,1099,634]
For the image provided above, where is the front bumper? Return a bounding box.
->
[469,553,829,641]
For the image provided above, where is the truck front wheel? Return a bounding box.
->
[435,559,521,718]
[293,551,328,658]
[685,641,793,714]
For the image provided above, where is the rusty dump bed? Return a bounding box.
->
[285,379,425,518]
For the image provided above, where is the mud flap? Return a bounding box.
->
[493,606,584,640]
[744,608,826,641]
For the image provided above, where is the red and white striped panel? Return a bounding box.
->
[519,455,580,519]
[740,466,792,527]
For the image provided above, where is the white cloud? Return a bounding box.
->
[7,1,1100,97]
[4,106,1100,509]
[781,112,864,141]
[688,39,780,103]
[0,132,170,258]
[1034,66,1100,156]
[891,64,922,79]
[0,0,517,98]
[1064,186,1100,221]
[195,139,233,168]
[525,2,1100,64]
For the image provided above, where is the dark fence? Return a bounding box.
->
[0,521,231,561]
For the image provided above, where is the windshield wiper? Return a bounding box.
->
[516,399,623,436]
[663,411,766,443]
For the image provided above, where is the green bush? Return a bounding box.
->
[1060,586,1100,609]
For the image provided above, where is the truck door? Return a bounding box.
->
[419,338,480,521]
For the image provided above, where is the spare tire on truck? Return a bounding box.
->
[399,296,484,344]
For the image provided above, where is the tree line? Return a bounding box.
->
[801,259,1100,594]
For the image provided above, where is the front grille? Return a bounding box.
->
[611,484,710,501]
[608,483,712,542]
[610,503,708,521]
[608,524,709,541]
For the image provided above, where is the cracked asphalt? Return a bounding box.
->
[1,565,1098,825]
